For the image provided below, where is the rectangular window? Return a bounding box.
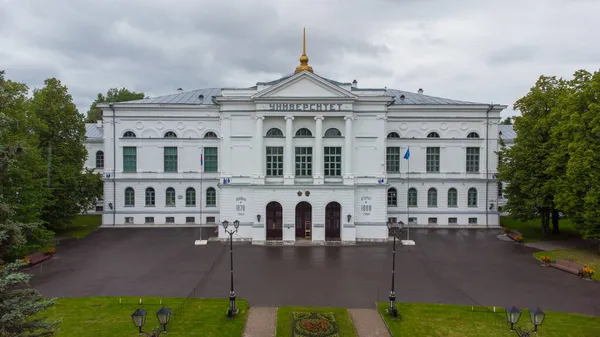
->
[426,147,440,173]
[466,147,480,172]
[386,147,400,173]
[469,217,478,224]
[123,147,137,172]
[125,217,134,224]
[95,205,103,212]
[388,217,397,224]
[295,147,312,176]
[266,147,284,177]
[204,147,218,172]
[324,147,342,177]
[498,182,503,198]
[206,216,216,224]
[186,217,195,223]
[166,217,175,224]
[145,217,154,224]
[408,217,417,224]
[164,147,178,172]
[448,217,458,224]
[428,217,438,224]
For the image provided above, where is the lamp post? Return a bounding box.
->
[505,306,546,336]
[223,220,240,318]
[386,220,401,317]
[131,307,171,336]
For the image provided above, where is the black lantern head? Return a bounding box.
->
[108,202,113,210]
[222,220,229,229]
[505,306,521,327]
[529,307,545,327]
[347,214,352,223]
[234,220,240,229]
[131,308,147,328]
[156,306,172,327]
[256,214,261,223]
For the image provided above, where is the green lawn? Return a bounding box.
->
[54,214,102,239]
[42,297,248,336]
[534,248,600,280]
[500,216,579,243]
[378,302,600,337]
[276,306,357,337]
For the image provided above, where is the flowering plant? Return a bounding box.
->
[19,258,31,266]
[540,256,552,264]
[582,267,595,279]
[513,235,523,243]
[503,227,512,234]
[44,248,56,256]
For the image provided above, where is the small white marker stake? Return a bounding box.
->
[119,298,122,304]
[139,298,142,304]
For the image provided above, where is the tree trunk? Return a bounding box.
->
[541,211,550,237]
[551,209,560,234]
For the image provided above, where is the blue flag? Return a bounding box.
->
[403,148,411,160]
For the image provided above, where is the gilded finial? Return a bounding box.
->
[295,27,313,73]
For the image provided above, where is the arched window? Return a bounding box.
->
[447,188,458,207]
[96,150,104,168]
[387,188,397,206]
[125,187,135,206]
[204,131,217,138]
[164,131,178,138]
[468,188,478,207]
[324,128,342,137]
[145,187,155,206]
[387,132,400,139]
[407,188,417,207]
[427,132,440,138]
[428,188,438,207]
[467,132,480,138]
[266,128,284,137]
[186,187,196,206]
[295,128,313,137]
[123,131,136,138]
[166,187,176,206]
[206,187,216,206]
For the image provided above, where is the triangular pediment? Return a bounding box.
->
[252,71,357,99]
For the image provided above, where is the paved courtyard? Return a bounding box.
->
[29,228,600,316]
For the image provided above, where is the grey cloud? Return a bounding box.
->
[485,45,538,65]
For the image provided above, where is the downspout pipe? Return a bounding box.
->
[485,104,495,228]
[109,103,117,227]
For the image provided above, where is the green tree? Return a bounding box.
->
[497,75,566,236]
[85,87,144,122]
[30,78,103,230]
[551,70,600,241]
[500,116,513,125]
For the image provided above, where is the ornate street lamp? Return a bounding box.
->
[386,220,401,317]
[223,220,240,318]
[505,306,546,336]
[131,307,171,336]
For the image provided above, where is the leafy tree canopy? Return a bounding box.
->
[85,87,145,122]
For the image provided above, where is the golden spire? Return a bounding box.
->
[295,28,313,73]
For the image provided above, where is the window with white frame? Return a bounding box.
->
[386,147,400,173]
[408,188,417,207]
[387,188,397,206]
[468,188,478,207]
[447,188,457,207]
[166,187,176,207]
[324,147,342,177]
[266,147,284,176]
[426,147,440,172]
[466,147,480,172]
[427,188,438,207]
[295,147,312,176]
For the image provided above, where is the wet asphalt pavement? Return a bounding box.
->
[28,228,600,316]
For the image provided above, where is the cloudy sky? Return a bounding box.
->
[2,0,600,117]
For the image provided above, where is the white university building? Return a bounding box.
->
[84,38,512,244]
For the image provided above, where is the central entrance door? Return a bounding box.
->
[325,202,341,241]
[295,201,312,239]
[266,201,283,240]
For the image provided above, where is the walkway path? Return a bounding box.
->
[349,308,391,337]
[243,307,277,337]
[524,238,591,251]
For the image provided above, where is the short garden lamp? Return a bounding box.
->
[505,306,521,331]
[131,308,147,334]
[529,307,545,333]
[156,307,172,333]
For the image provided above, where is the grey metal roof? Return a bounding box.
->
[85,123,104,140]
[498,124,516,142]
[384,89,484,105]
[121,88,221,105]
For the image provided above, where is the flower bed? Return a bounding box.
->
[292,312,339,337]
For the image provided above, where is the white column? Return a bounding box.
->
[255,115,265,179]
[313,116,324,184]
[221,116,231,177]
[344,116,354,181]
[284,116,294,183]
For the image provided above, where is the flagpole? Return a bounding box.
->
[406,151,410,241]
[199,150,203,228]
